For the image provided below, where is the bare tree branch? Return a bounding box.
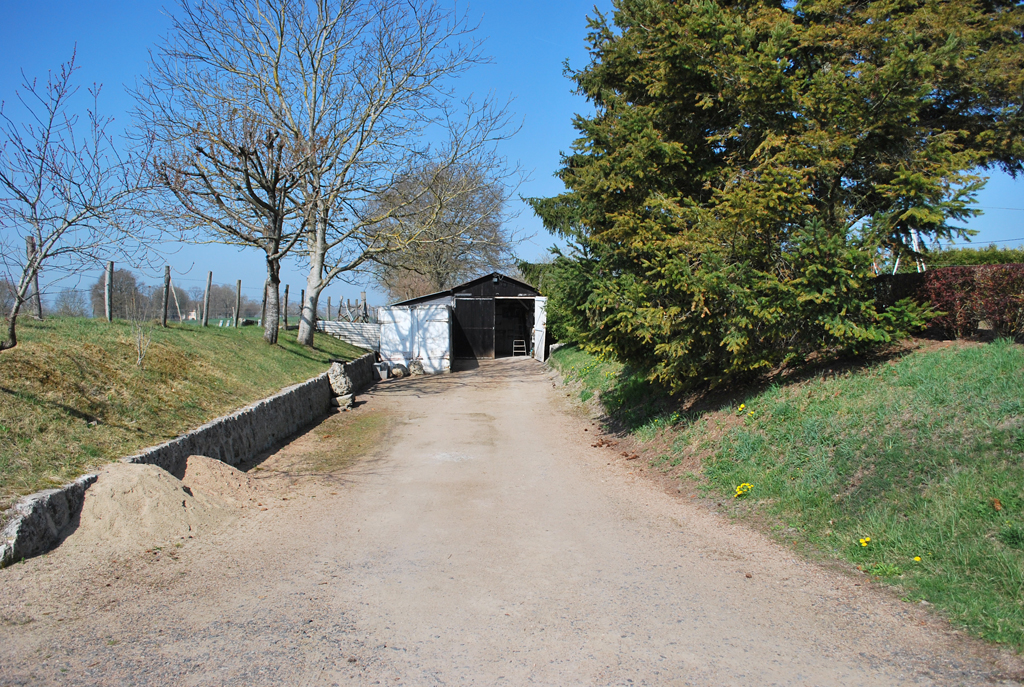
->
[0,50,151,351]
[138,0,520,346]
[368,159,527,301]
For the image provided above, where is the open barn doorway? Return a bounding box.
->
[493,298,535,358]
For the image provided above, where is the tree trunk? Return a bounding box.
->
[296,292,320,347]
[263,261,281,345]
[2,301,21,351]
[26,237,43,320]
[260,277,268,325]
[2,308,19,351]
[2,273,39,352]
[296,235,329,347]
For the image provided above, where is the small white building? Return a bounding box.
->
[377,273,548,373]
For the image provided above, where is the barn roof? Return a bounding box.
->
[389,272,540,306]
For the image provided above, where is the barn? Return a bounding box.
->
[377,273,548,373]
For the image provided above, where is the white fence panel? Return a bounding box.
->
[316,321,380,351]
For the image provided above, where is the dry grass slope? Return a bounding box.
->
[0,317,364,512]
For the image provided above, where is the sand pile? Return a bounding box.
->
[182,454,259,507]
[65,456,259,552]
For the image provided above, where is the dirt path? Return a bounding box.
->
[2,358,1022,686]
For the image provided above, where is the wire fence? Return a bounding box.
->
[11,263,373,326]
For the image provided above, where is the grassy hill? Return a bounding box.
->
[552,340,1024,650]
[0,317,364,512]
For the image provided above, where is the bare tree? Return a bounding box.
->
[53,288,89,317]
[0,52,148,351]
[134,72,306,343]
[141,0,518,347]
[370,161,523,301]
[125,290,153,367]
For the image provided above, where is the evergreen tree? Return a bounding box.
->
[532,0,1024,389]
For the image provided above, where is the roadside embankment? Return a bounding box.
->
[0,316,376,566]
[550,339,1024,651]
[0,317,366,513]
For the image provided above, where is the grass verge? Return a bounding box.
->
[550,340,1024,650]
[0,317,364,511]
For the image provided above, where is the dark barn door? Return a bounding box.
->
[452,297,494,358]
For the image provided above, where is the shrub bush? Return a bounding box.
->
[919,266,983,338]
[975,265,1024,338]
[885,264,1024,339]
[927,245,1024,268]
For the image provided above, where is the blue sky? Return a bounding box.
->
[2,1,1023,307]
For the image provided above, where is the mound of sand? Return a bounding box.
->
[65,456,258,553]
[182,454,259,507]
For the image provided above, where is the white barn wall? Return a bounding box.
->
[378,305,451,373]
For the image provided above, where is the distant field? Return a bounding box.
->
[551,340,1024,650]
[0,317,364,512]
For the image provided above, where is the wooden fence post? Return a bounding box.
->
[169,276,184,322]
[105,261,113,322]
[161,266,170,327]
[202,271,212,327]
[234,279,242,327]
[283,284,289,328]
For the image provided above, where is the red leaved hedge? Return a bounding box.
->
[875,265,1024,339]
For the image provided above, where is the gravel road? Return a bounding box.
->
[2,357,1022,686]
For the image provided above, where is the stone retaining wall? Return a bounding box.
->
[328,352,376,396]
[1,355,377,567]
[121,373,335,476]
[0,475,97,567]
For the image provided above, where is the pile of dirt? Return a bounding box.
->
[63,455,259,553]
[182,454,259,507]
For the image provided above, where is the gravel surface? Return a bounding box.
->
[2,357,1022,686]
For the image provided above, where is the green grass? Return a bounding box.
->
[548,346,672,434]
[0,317,364,511]
[551,340,1024,650]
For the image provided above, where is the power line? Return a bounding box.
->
[939,237,1024,247]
